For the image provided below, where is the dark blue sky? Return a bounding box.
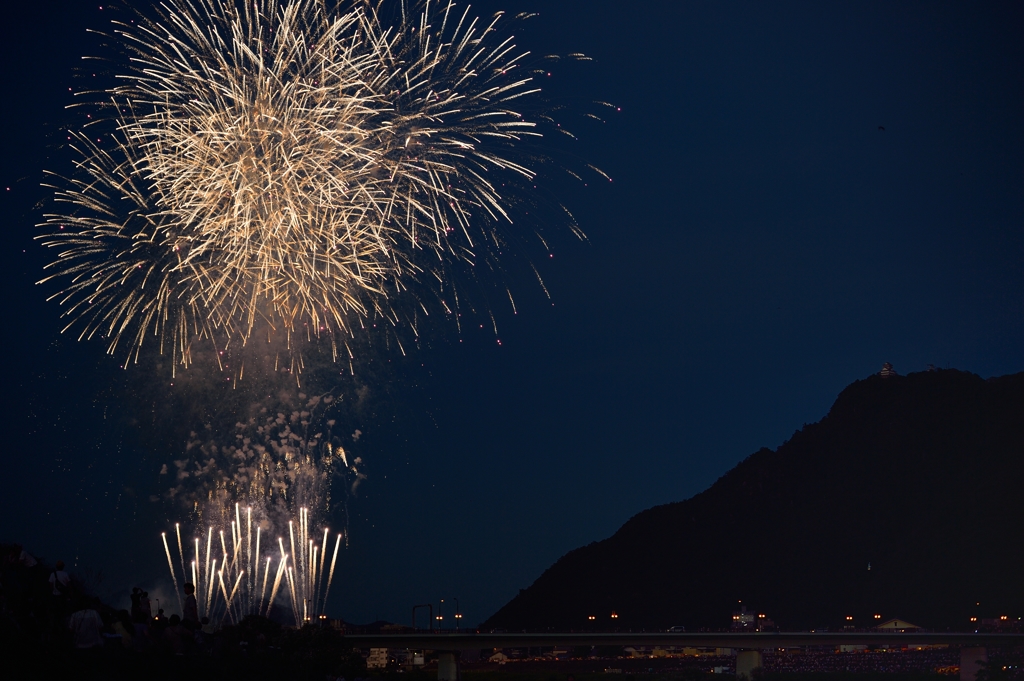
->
[1,0,1022,625]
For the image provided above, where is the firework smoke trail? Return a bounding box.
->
[37,0,599,375]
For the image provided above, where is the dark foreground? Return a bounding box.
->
[0,658,1002,681]
[5,642,1023,681]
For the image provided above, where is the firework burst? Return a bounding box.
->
[38,0,595,375]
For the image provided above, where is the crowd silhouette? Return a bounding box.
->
[1,543,364,679]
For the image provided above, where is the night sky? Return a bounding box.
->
[1,1,1022,626]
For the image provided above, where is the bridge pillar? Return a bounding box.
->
[960,647,987,681]
[736,650,763,680]
[438,651,460,681]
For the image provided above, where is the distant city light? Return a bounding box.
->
[588,615,596,621]
[611,612,619,619]
[874,614,881,619]
[846,616,853,621]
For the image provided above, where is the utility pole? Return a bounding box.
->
[412,603,433,631]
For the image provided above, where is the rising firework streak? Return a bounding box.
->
[164,504,342,626]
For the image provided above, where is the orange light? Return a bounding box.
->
[611,612,619,619]
[588,616,596,621]
[846,616,853,621]
[874,614,881,619]
[970,617,977,622]
[1000,616,1007,620]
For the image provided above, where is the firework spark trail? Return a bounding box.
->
[194,537,201,614]
[316,526,329,610]
[227,571,244,618]
[204,528,214,616]
[298,511,305,614]
[175,524,186,591]
[235,504,242,568]
[247,507,253,613]
[165,502,341,623]
[218,570,230,620]
[208,559,218,616]
[260,555,272,614]
[267,555,287,618]
[311,543,318,615]
[205,507,341,622]
[287,566,299,624]
[253,525,261,614]
[162,532,184,616]
[289,521,297,592]
[322,532,342,614]
[38,0,596,375]
[230,522,237,573]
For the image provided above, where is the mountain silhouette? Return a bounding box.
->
[484,369,1024,631]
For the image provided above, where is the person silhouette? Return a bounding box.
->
[183,583,199,625]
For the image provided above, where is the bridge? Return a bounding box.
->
[344,631,1024,681]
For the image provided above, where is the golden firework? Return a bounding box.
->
[39,0,575,373]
